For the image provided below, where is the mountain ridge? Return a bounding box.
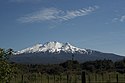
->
[10,41,124,64]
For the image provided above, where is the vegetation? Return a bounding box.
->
[0,48,16,83]
[10,59,125,83]
[1,48,125,83]
[12,59,125,75]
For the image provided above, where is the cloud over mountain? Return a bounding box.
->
[18,6,98,23]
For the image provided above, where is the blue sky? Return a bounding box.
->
[0,0,125,56]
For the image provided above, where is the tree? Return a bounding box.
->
[0,48,14,83]
[6,48,14,56]
[81,59,114,72]
[0,48,7,60]
[115,58,125,73]
[60,60,81,72]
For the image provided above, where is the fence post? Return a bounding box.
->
[95,74,97,82]
[41,74,42,83]
[47,75,49,83]
[35,73,37,83]
[54,75,56,83]
[69,75,71,83]
[88,75,91,83]
[74,74,77,83]
[81,71,86,83]
[116,74,118,83]
[60,75,61,83]
[101,73,103,82]
[67,74,69,83]
[21,74,24,83]
[109,74,111,82]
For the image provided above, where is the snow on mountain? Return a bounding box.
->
[16,44,43,54]
[16,41,88,54]
[11,41,124,64]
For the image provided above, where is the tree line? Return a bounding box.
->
[14,59,125,74]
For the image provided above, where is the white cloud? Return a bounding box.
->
[120,15,125,22]
[18,6,98,23]
[112,18,119,23]
[59,7,96,21]
[112,15,125,23]
[18,8,62,23]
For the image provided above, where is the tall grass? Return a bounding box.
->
[10,72,125,83]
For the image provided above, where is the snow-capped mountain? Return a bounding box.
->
[10,41,124,64]
[16,41,88,54]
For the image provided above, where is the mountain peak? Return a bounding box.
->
[16,41,88,54]
[43,41,63,47]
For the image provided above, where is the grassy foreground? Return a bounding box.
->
[9,72,125,83]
